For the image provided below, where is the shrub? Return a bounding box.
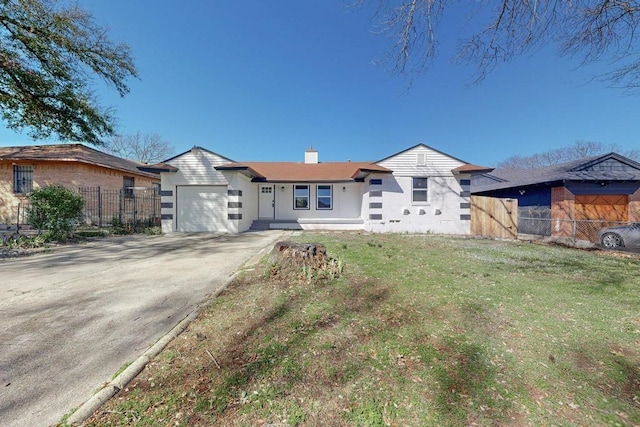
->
[27,185,84,241]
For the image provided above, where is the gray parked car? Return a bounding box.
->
[599,223,640,249]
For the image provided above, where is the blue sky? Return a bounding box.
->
[1,1,638,167]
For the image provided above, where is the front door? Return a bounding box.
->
[259,185,275,219]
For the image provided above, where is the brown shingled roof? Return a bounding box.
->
[217,161,392,182]
[0,144,159,178]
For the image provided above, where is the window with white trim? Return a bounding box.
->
[316,185,332,210]
[412,177,428,203]
[294,185,309,209]
[14,165,33,193]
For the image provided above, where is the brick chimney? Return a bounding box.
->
[304,146,318,164]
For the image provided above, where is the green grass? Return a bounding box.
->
[84,233,640,426]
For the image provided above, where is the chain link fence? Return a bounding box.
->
[519,208,627,245]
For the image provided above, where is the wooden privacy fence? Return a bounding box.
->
[471,196,518,240]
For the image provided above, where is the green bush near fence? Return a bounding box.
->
[27,185,84,241]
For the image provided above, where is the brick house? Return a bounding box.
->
[0,144,160,225]
[472,152,640,242]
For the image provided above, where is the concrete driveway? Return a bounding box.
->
[0,231,283,427]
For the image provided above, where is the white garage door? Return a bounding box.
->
[176,186,227,232]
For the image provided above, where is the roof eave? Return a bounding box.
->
[452,165,495,175]
[215,165,265,180]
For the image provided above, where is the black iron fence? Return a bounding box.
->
[4,187,160,231]
[78,187,161,229]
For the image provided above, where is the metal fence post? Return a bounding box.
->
[133,191,138,232]
[97,186,102,228]
[119,189,123,224]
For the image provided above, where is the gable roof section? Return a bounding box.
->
[0,144,160,178]
[162,145,235,164]
[376,143,467,164]
[376,143,493,175]
[473,153,640,193]
[216,161,392,182]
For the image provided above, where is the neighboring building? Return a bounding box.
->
[472,152,640,239]
[0,144,160,225]
[151,144,492,234]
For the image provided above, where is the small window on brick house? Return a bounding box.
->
[123,176,135,198]
[14,165,33,193]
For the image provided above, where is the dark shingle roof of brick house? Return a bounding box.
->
[0,144,160,178]
[473,153,640,193]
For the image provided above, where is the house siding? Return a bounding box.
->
[158,144,485,234]
[162,148,233,232]
[370,145,469,234]
[630,187,640,222]
[377,144,464,177]
[551,186,575,238]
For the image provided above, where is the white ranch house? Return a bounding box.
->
[151,144,492,234]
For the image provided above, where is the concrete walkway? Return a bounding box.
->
[0,231,283,427]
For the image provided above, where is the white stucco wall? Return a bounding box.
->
[366,175,469,234]
[274,182,363,220]
[368,144,471,234]
[224,172,258,233]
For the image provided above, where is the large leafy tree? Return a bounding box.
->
[362,1,640,89]
[0,0,137,145]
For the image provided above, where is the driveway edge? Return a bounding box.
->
[65,232,282,426]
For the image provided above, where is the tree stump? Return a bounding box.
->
[271,241,326,267]
[269,241,342,282]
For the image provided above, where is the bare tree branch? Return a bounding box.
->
[497,140,640,168]
[105,132,174,164]
[359,0,640,90]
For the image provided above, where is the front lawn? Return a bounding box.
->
[84,233,640,426]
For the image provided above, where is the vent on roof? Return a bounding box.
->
[417,153,426,166]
